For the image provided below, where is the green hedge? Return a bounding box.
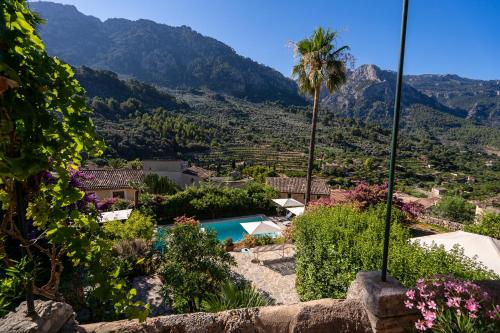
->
[294,204,498,301]
[150,182,277,223]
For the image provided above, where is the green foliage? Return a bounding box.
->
[0,0,147,320]
[160,217,235,313]
[433,196,476,224]
[465,213,500,239]
[154,182,277,223]
[294,205,497,301]
[201,281,272,312]
[242,165,277,183]
[103,211,155,241]
[0,255,34,316]
[144,173,179,195]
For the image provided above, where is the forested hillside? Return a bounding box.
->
[406,74,500,125]
[75,67,499,199]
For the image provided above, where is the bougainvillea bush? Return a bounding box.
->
[406,275,500,332]
[308,182,424,220]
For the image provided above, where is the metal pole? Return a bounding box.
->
[381,0,409,282]
[15,180,36,315]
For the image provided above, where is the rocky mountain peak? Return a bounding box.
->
[351,64,390,82]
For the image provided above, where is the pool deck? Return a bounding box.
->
[230,246,300,305]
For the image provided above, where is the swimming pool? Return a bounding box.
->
[201,215,268,242]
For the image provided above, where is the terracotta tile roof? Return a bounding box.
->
[266,177,330,195]
[182,166,215,179]
[80,169,144,190]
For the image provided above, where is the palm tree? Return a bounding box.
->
[292,27,350,203]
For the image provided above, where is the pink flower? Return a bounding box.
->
[426,300,437,310]
[415,320,427,331]
[464,298,480,312]
[487,310,498,320]
[406,289,415,300]
[446,297,461,308]
[417,302,426,311]
[469,313,477,319]
[423,310,436,323]
[404,300,414,309]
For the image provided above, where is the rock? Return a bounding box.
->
[0,300,76,333]
[132,275,170,317]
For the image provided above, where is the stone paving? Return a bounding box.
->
[231,246,300,305]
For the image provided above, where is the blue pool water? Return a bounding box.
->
[201,215,267,242]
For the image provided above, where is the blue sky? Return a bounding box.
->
[33,0,500,79]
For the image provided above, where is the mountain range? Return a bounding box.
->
[29,1,305,105]
[30,1,500,127]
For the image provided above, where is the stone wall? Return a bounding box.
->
[81,298,372,333]
[419,215,464,231]
[5,273,500,333]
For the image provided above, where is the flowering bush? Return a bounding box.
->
[308,182,424,220]
[405,275,500,332]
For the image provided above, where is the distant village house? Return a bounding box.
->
[80,169,144,205]
[143,159,214,187]
[266,177,331,203]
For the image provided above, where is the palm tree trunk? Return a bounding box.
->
[305,87,320,204]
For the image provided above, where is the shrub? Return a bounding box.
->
[294,205,497,301]
[465,213,500,239]
[405,276,500,332]
[241,165,277,183]
[144,173,179,195]
[201,281,273,312]
[160,216,235,313]
[433,196,475,224]
[154,182,277,223]
[103,211,155,241]
[112,239,157,278]
[308,182,424,220]
[238,234,257,248]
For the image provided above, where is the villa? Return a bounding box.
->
[80,169,144,205]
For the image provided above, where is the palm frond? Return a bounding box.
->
[291,27,351,96]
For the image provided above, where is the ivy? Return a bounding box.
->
[0,0,148,319]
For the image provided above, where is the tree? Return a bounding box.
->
[160,216,235,313]
[465,213,500,239]
[0,0,146,319]
[292,27,350,203]
[433,196,475,224]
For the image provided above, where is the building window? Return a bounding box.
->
[112,191,125,199]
